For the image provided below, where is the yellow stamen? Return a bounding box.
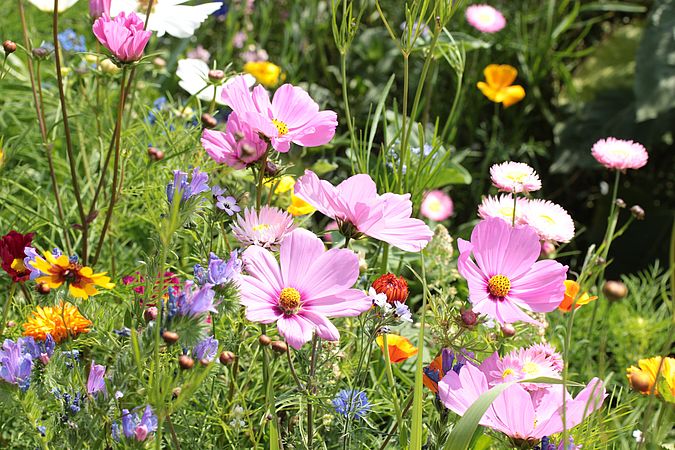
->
[272,119,289,136]
[488,274,511,297]
[278,287,301,314]
[502,368,515,378]
[11,258,27,273]
[252,224,270,232]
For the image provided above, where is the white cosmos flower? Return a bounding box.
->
[26,0,79,12]
[111,0,223,38]
[176,59,255,104]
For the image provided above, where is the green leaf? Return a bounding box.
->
[580,2,648,12]
[426,162,472,187]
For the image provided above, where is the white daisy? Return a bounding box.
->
[477,194,527,224]
[26,0,79,12]
[490,161,542,193]
[520,199,575,243]
[111,0,223,38]
[176,58,255,104]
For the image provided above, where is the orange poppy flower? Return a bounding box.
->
[376,334,418,363]
[558,280,597,312]
[477,64,526,107]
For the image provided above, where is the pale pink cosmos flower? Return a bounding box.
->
[294,170,433,252]
[421,190,454,221]
[231,206,294,250]
[480,345,561,392]
[237,228,372,349]
[457,218,568,325]
[465,4,506,33]
[89,0,110,19]
[490,162,542,193]
[478,194,527,224]
[438,359,606,441]
[221,75,338,153]
[93,12,152,63]
[591,137,648,170]
[527,342,564,372]
[201,112,267,169]
[521,199,575,244]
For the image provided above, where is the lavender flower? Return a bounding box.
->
[20,334,55,364]
[332,389,370,419]
[193,336,219,362]
[86,360,106,396]
[0,339,32,390]
[207,251,242,285]
[216,195,241,216]
[393,301,412,322]
[166,168,210,204]
[194,264,208,286]
[176,281,217,317]
[119,406,158,441]
[58,29,86,52]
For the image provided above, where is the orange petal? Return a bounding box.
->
[484,64,518,90]
[497,85,526,107]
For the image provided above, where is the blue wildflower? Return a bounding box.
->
[118,405,158,441]
[207,251,242,286]
[176,281,217,317]
[193,336,219,362]
[166,168,210,205]
[194,264,208,286]
[146,97,168,125]
[113,327,131,337]
[0,338,33,390]
[58,29,86,52]
[37,425,46,436]
[332,389,370,419]
[20,334,55,364]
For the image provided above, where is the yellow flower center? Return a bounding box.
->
[11,258,27,273]
[272,119,289,136]
[252,224,270,232]
[538,214,556,224]
[488,274,511,297]
[502,368,515,378]
[428,199,442,212]
[278,287,301,314]
[522,362,539,375]
[505,171,528,183]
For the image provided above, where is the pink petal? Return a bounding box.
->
[292,110,338,147]
[298,247,360,301]
[335,174,378,209]
[366,216,433,252]
[277,315,314,349]
[299,310,340,342]
[271,84,319,128]
[294,170,343,219]
[490,384,536,438]
[221,75,258,115]
[303,288,371,317]
[509,259,567,312]
[242,246,283,295]
[279,228,327,289]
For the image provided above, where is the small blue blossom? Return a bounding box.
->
[332,389,370,419]
[166,168,210,205]
[193,336,219,362]
[215,195,241,216]
[393,301,412,322]
[194,264,208,286]
[58,29,86,52]
[207,251,242,286]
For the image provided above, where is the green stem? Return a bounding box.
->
[340,51,358,172]
[0,283,16,337]
[382,334,404,443]
[255,150,269,212]
[307,333,319,448]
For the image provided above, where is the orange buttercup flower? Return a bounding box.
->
[376,334,418,363]
[372,273,409,304]
[477,64,526,107]
[30,251,114,299]
[22,301,92,343]
[558,280,597,312]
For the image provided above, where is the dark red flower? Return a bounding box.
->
[372,273,409,304]
[0,231,34,282]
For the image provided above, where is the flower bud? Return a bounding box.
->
[500,324,516,337]
[264,161,279,177]
[36,282,51,295]
[178,355,194,370]
[99,58,121,74]
[219,350,235,365]
[460,308,478,328]
[271,340,288,354]
[603,280,627,301]
[208,69,225,82]
[162,330,179,345]
[372,273,409,304]
[615,198,626,208]
[32,47,50,59]
[6,320,16,328]
[630,205,645,220]
[2,40,17,54]
[199,358,211,366]
[540,241,556,257]
[201,113,217,129]
[172,387,181,398]
[258,335,272,346]
[152,57,166,69]
[629,371,652,393]
[147,146,164,161]
[143,306,158,322]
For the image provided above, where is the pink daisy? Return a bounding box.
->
[294,170,433,252]
[457,218,568,325]
[237,228,372,349]
[221,75,338,153]
[591,137,648,170]
[465,4,506,33]
[520,199,575,244]
[477,194,527,224]
[231,206,295,250]
[201,112,267,169]
[421,190,454,221]
[490,161,542,193]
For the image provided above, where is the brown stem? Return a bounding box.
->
[166,414,181,450]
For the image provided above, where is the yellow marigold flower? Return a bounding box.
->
[477,64,526,107]
[627,356,675,399]
[288,192,316,216]
[243,61,283,88]
[376,334,418,363]
[30,251,115,299]
[22,301,92,343]
[558,280,597,312]
[265,175,296,194]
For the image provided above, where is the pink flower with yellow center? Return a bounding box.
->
[201,112,267,169]
[477,194,527,224]
[457,218,568,325]
[237,228,371,349]
[490,161,541,193]
[421,190,454,221]
[520,199,575,244]
[465,4,506,33]
[231,206,295,250]
[591,137,648,171]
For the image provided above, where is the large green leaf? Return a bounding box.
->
[426,162,472,187]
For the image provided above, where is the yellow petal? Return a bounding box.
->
[484,64,518,90]
[477,81,500,103]
[69,284,89,299]
[498,85,526,107]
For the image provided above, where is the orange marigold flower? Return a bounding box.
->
[376,334,418,363]
[627,356,675,399]
[558,280,597,312]
[30,251,114,299]
[22,301,92,343]
[477,64,526,107]
[372,273,409,304]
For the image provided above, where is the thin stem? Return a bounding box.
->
[0,283,17,337]
[382,334,404,442]
[307,333,319,449]
[255,150,269,211]
[285,346,305,391]
[511,192,518,226]
[166,414,181,450]
[340,51,358,170]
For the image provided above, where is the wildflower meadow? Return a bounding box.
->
[1,0,674,449]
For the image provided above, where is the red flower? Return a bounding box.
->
[0,231,34,282]
[372,273,409,304]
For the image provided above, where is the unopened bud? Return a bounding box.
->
[629,371,652,393]
[258,335,272,346]
[271,340,288,354]
[172,387,181,398]
[36,282,51,295]
[603,280,628,301]
[219,350,236,365]
[147,146,164,161]
[500,324,516,337]
[32,47,50,59]
[615,198,626,208]
[178,354,194,370]
[162,331,179,345]
[100,58,121,74]
[6,320,16,328]
[143,306,158,322]
[540,241,556,257]
[199,358,211,366]
[460,308,478,327]
[3,40,17,54]
[264,161,279,177]
[630,205,645,220]
[208,69,225,82]
[201,113,217,129]
[152,57,166,69]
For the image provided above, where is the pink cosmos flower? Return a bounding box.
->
[237,228,372,349]
[457,218,568,325]
[465,4,506,33]
[221,75,338,153]
[201,112,267,169]
[490,162,541,193]
[438,361,606,442]
[421,190,454,221]
[89,0,110,19]
[478,194,527,224]
[479,345,561,392]
[591,137,648,170]
[231,206,295,250]
[92,12,152,63]
[520,199,575,244]
[294,170,433,252]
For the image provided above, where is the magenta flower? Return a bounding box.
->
[457,218,567,325]
[238,228,371,349]
[89,0,110,19]
[92,12,152,63]
[294,170,433,252]
[201,112,267,169]
[591,137,648,170]
[221,75,338,153]
[438,361,605,442]
[465,4,506,33]
[86,360,106,396]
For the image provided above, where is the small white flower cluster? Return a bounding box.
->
[229,405,246,429]
[369,288,412,323]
